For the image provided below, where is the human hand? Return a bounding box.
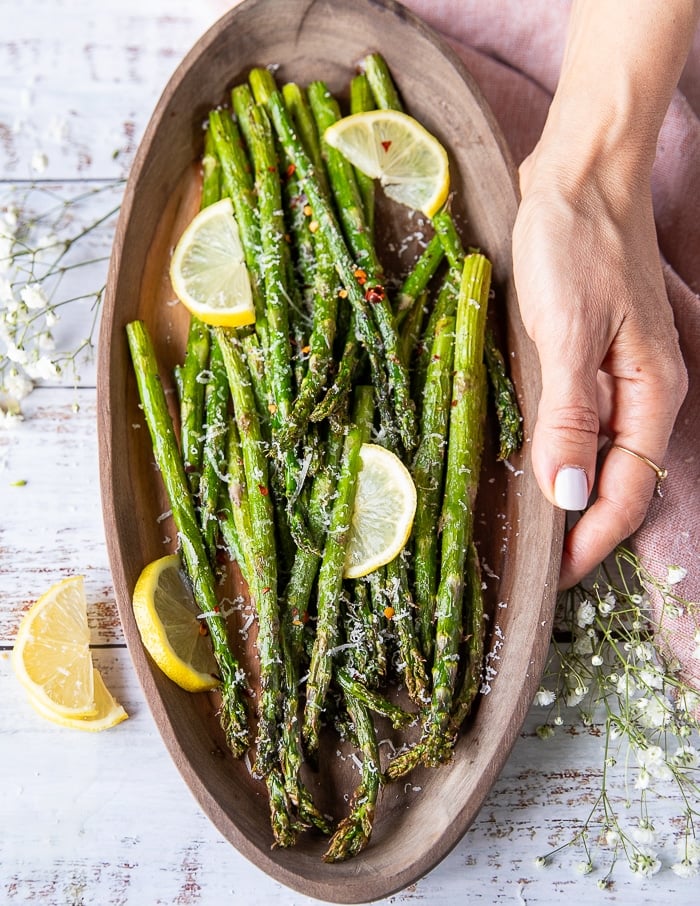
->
[513,151,688,589]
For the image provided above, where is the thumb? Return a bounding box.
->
[531,349,600,512]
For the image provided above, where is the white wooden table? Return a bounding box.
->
[1,2,696,903]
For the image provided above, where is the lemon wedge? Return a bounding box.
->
[132,554,219,693]
[12,575,98,718]
[343,443,418,579]
[26,667,128,731]
[12,575,128,731]
[324,109,450,218]
[169,197,256,327]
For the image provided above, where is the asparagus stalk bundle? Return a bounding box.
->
[126,54,522,860]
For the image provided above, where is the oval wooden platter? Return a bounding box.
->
[97,0,564,901]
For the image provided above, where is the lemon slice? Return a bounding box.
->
[132,554,219,693]
[26,667,128,732]
[12,575,97,718]
[343,443,418,579]
[324,110,450,218]
[169,197,255,327]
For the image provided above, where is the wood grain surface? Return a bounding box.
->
[1,1,696,904]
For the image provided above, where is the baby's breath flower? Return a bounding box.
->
[635,766,652,790]
[4,341,27,364]
[19,281,48,310]
[535,687,556,707]
[24,356,60,380]
[565,686,588,708]
[4,369,33,401]
[0,405,23,425]
[608,717,624,740]
[634,641,655,662]
[629,847,661,878]
[635,694,673,729]
[638,666,664,690]
[671,858,698,878]
[635,744,665,767]
[591,654,604,667]
[577,600,597,628]
[576,860,593,875]
[632,819,657,846]
[605,828,621,847]
[616,672,636,696]
[666,565,688,586]
[677,688,700,713]
[671,745,699,769]
[534,856,548,868]
[684,839,700,862]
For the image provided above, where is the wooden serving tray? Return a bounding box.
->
[97,0,563,901]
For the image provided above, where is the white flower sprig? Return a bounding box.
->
[0,180,122,418]
[533,546,700,887]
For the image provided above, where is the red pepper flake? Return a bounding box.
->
[198,623,210,637]
[353,268,367,285]
[381,140,392,152]
[262,586,271,594]
[258,484,269,496]
[301,611,310,624]
[267,165,277,173]
[364,285,386,305]
[383,606,395,620]
[286,163,296,177]
[301,345,311,355]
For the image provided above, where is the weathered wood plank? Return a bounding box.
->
[0,388,118,644]
[0,0,215,181]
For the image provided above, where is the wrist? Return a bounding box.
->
[520,0,700,209]
[520,100,655,220]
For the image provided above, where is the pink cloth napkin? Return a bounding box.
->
[403,0,700,687]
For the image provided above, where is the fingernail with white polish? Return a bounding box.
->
[554,466,589,511]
